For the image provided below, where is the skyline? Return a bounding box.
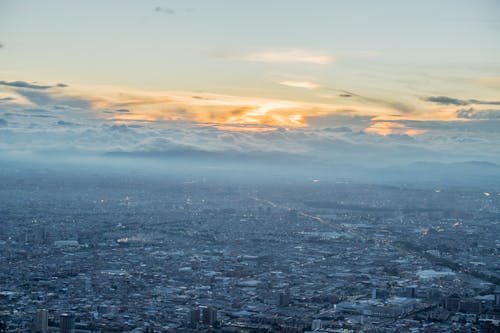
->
[1,0,500,166]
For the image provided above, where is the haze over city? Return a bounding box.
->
[1,0,500,179]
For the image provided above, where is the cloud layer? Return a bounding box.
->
[1,79,500,167]
[424,96,500,106]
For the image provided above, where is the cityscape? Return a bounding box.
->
[1,0,500,332]
[0,166,499,332]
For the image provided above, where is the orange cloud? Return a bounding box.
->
[404,128,427,136]
[365,121,427,136]
[2,79,476,133]
[58,85,348,128]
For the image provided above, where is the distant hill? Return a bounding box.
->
[373,160,500,188]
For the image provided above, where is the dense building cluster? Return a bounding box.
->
[0,170,499,333]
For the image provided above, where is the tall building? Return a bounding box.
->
[186,307,200,328]
[201,306,217,326]
[459,299,482,314]
[84,277,92,294]
[34,309,48,333]
[279,291,291,307]
[59,313,75,333]
[444,295,461,312]
[405,286,417,298]
[311,319,322,331]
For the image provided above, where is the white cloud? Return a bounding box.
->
[242,49,332,65]
[279,80,320,90]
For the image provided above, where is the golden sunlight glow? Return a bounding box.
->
[59,85,342,128]
[365,122,427,136]
[2,80,485,133]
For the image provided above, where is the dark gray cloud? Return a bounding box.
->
[0,97,15,102]
[400,119,500,133]
[108,124,134,133]
[424,96,468,105]
[387,133,414,141]
[0,80,52,90]
[154,6,175,14]
[468,99,500,105]
[0,80,68,90]
[30,114,56,118]
[102,109,130,114]
[0,118,7,127]
[424,96,500,106]
[323,126,353,133]
[456,108,500,120]
[57,120,78,127]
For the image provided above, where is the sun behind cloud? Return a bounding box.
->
[2,78,491,138]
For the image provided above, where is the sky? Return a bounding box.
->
[1,0,500,168]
